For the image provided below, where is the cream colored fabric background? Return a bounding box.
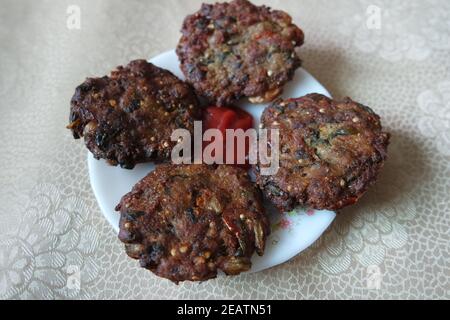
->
[0,0,449,299]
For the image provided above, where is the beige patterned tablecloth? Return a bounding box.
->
[0,0,449,300]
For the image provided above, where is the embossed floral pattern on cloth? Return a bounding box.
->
[335,0,450,61]
[0,184,99,299]
[0,0,449,299]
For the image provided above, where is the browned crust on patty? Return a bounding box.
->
[68,59,202,169]
[177,0,304,106]
[115,164,270,283]
[255,93,390,211]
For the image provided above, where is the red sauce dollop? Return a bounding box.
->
[203,106,254,168]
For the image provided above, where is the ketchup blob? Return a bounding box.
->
[203,106,254,168]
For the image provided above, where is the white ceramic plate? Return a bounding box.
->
[88,50,336,274]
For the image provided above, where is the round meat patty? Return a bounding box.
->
[115,164,270,283]
[67,59,202,169]
[176,0,304,106]
[255,93,390,212]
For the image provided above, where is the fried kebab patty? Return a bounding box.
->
[176,0,304,106]
[68,60,202,169]
[255,93,390,212]
[115,164,270,283]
